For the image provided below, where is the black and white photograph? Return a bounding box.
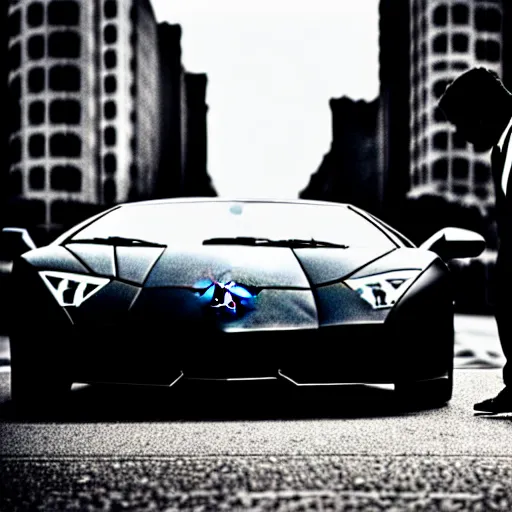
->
[1,0,512,510]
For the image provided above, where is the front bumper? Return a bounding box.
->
[66,322,452,387]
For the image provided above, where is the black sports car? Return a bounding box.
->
[4,198,485,408]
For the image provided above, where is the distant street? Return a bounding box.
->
[1,315,512,510]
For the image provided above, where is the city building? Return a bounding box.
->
[5,0,162,241]
[299,96,379,215]
[1,1,10,234]
[407,0,506,213]
[377,0,410,224]
[182,72,216,197]
[155,22,186,198]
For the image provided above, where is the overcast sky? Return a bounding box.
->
[151,0,380,199]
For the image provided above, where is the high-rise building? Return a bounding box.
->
[299,96,379,214]
[155,22,185,198]
[182,72,216,197]
[408,0,505,213]
[378,0,410,223]
[1,1,10,232]
[6,0,161,241]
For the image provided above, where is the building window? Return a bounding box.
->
[433,159,448,180]
[10,138,22,164]
[103,153,117,173]
[9,169,22,196]
[29,166,45,190]
[50,165,82,192]
[418,164,426,184]
[104,75,116,93]
[453,184,468,196]
[130,83,137,97]
[9,10,21,38]
[453,158,469,179]
[49,65,81,91]
[433,80,449,99]
[421,41,427,59]
[104,0,118,18]
[474,162,490,183]
[9,43,21,71]
[475,7,501,32]
[452,132,467,149]
[29,101,45,125]
[48,0,79,25]
[103,24,117,44]
[433,4,447,25]
[9,76,21,99]
[104,101,116,119]
[27,35,45,60]
[50,133,82,157]
[433,34,447,53]
[412,143,419,160]
[49,31,81,58]
[104,178,116,204]
[451,4,469,24]
[451,61,468,70]
[452,33,468,52]
[433,132,448,150]
[49,99,81,124]
[412,168,420,186]
[476,39,500,62]
[10,102,21,132]
[433,61,447,71]
[104,128,116,147]
[29,134,45,158]
[27,2,44,27]
[103,50,117,69]
[474,187,488,200]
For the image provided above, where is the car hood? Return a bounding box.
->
[23,242,438,331]
[60,242,394,287]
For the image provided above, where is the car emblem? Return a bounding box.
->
[194,279,257,317]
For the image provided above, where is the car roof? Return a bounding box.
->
[118,197,352,209]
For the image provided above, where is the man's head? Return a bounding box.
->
[438,67,512,151]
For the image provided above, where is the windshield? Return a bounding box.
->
[67,201,396,250]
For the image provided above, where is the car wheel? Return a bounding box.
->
[394,373,453,408]
[10,337,72,417]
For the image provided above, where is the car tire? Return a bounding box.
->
[394,373,453,409]
[10,337,72,417]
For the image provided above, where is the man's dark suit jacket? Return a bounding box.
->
[492,126,512,255]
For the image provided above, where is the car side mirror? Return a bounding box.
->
[1,227,37,260]
[419,227,486,261]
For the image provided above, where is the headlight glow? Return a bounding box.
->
[345,269,422,309]
[39,271,110,307]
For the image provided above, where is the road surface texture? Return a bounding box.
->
[1,315,511,511]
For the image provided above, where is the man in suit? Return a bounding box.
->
[438,66,512,413]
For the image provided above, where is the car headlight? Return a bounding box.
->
[39,271,110,307]
[344,269,422,310]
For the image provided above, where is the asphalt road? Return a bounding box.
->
[1,369,512,510]
[1,316,511,511]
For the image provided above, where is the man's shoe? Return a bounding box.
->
[474,388,512,413]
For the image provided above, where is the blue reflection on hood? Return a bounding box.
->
[194,279,258,317]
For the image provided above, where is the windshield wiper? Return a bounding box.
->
[203,237,348,249]
[66,236,166,248]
